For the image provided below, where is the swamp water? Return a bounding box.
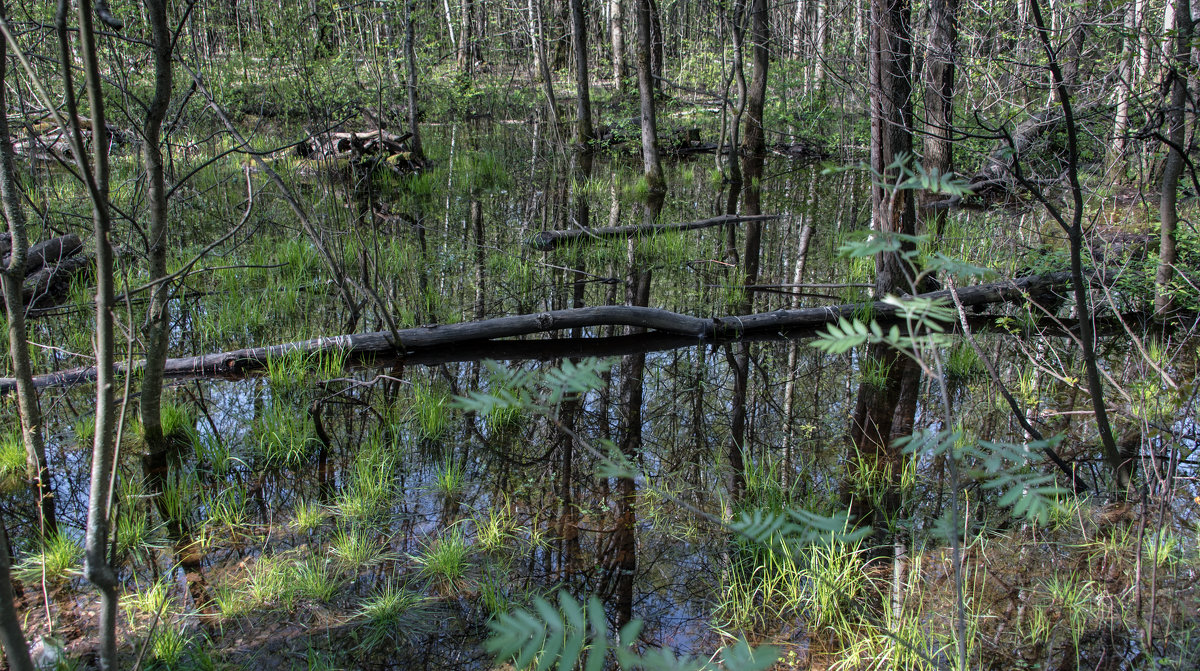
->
[6,120,1198,669]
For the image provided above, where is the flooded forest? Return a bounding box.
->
[0,0,1197,668]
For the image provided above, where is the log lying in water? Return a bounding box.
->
[0,271,1074,393]
[529,214,781,251]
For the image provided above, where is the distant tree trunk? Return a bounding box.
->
[459,0,475,72]
[1158,0,1190,315]
[635,0,664,192]
[405,0,425,160]
[611,0,626,92]
[813,0,828,90]
[1107,0,1135,175]
[921,0,956,238]
[139,0,175,477]
[570,0,594,146]
[0,3,56,537]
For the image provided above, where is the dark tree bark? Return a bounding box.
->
[1157,0,1191,316]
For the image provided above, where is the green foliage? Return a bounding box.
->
[487,590,779,671]
[413,527,471,589]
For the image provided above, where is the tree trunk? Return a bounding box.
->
[0,521,32,671]
[847,0,915,525]
[405,0,425,161]
[611,0,626,92]
[459,0,475,72]
[570,0,594,146]
[634,0,664,192]
[1157,0,1190,316]
[922,0,957,238]
[742,0,768,160]
[139,0,175,486]
[0,1,56,537]
[65,0,121,665]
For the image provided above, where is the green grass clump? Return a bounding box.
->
[291,499,327,534]
[15,529,83,583]
[251,403,318,469]
[0,431,27,491]
[330,525,392,568]
[413,383,451,440]
[945,342,985,380]
[291,557,341,603]
[432,457,465,500]
[356,583,428,650]
[413,527,472,592]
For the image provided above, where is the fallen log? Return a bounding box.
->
[20,234,82,275]
[530,214,781,251]
[23,254,91,310]
[0,271,1074,393]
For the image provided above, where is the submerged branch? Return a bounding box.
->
[529,213,780,251]
[0,271,1074,392]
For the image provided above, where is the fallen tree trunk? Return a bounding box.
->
[530,214,780,251]
[0,271,1074,393]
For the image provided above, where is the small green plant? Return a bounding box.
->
[159,399,198,443]
[945,342,984,380]
[122,579,174,628]
[432,456,465,499]
[149,626,193,669]
[247,555,291,608]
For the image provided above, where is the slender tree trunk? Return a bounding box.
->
[64,0,121,665]
[742,0,768,160]
[405,0,425,160]
[1158,0,1190,316]
[570,0,593,146]
[634,0,664,192]
[0,2,55,537]
[1028,0,1125,488]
